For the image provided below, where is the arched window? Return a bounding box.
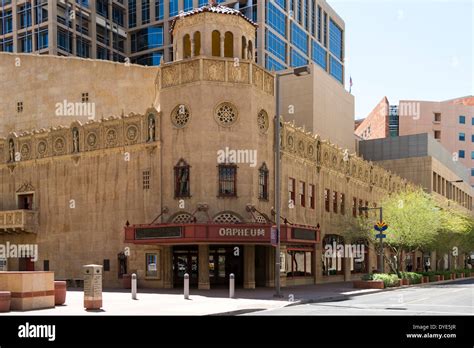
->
[174,159,190,197]
[224,31,233,58]
[258,163,269,200]
[241,36,247,59]
[247,40,253,60]
[193,31,201,56]
[212,30,221,57]
[183,34,191,59]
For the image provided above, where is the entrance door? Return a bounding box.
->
[19,257,35,271]
[18,194,34,210]
[209,246,243,288]
[173,247,198,288]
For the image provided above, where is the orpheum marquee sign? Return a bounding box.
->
[125,223,318,244]
[217,227,266,237]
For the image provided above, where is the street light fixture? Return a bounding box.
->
[359,206,384,273]
[274,65,311,298]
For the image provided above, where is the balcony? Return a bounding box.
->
[0,210,38,234]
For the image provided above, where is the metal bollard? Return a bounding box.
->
[184,273,189,300]
[131,273,137,300]
[229,273,235,298]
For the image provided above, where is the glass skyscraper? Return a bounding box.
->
[0,0,345,83]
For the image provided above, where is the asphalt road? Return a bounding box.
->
[246,278,474,315]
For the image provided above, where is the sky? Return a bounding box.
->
[326,0,473,119]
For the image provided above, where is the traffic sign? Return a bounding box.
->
[271,227,277,246]
[374,221,388,232]
[375,233,386,239]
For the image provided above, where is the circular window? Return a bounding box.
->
[257,109,269,133]
[171,104,191,128]
[215,102,238,127]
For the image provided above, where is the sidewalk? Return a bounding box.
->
[1,278,467,315]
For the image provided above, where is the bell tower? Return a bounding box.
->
[171,2,257,61]
[155,3,275,228]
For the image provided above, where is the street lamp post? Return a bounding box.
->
[274,65,310,298]
[359,206,384,273]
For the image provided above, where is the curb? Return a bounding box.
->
[285,277,472,307]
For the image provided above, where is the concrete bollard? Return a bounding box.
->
[184,273,189,300]
[131,273,137,300]
[229,273,235,299]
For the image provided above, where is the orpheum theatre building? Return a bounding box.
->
[0,4,407,289]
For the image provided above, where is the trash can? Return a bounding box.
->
[54,281,67,305]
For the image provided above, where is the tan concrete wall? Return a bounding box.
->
[375,156,473,214]
[0,53,158,137]
[0,112,162,287]
[279,62,355,152]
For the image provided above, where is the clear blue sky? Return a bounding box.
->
[327,0,473,119]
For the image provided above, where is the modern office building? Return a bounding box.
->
[0,7,409,288]
[358,133,474,215]
[1,0,345,83]
[356,96,474,187]
[0,0,128,62]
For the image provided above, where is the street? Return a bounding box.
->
[246,278,474,316]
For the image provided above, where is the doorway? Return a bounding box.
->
[172,246,198,288]
[18,194,34,210]
[209,245,243,288]
[19,257,35,271]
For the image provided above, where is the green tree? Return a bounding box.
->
[381,189,441,275]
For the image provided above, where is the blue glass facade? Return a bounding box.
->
[266,54,285,71]
[329,55,342,82]
[274,0,286,10]
[129,0,136,28]
[184,0,193,11]
[266,2,286,37]
[311,40,326,69]
[142,0,150,24]
[291,22,308,54]
[156,0,164,20]
[291,48,308,67]
[169,0,178,17]
[131,26,163,54]
[329,19,342,60]
[266,30,286,62]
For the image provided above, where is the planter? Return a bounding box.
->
[353,280,384,289]
[455,273,464,279]
[450,273,455,280]
[399,278,410,286]
[434,275,442,281]
[422,276,430,283]
[54,281,67,306]
[0,291,11,312]
[123,274,132,289]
